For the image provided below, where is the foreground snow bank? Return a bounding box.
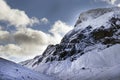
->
[0,58,56,80]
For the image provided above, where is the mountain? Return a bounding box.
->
[21,7,120,80]
[0,57,56,80]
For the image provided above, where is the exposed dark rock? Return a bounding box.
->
[25,7,120,65]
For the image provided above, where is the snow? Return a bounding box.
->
[75,12,115,30]
[0,58,56,80]
[21,7,120,80]
[116,20,120,25]
[65,10,120,40]
[23,45,120,80]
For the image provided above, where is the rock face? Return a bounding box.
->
[21,7,120,80]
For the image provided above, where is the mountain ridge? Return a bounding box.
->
[20,7,120,80]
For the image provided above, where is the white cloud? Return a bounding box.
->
[40,18,49,24]
[14,28,49,45]
[0,28,49,62]
[0,44,21,56]
[0,0,73,62]
[0,20,73,62]
[0,0,40,27]
[0,44,47,62]
[13,20,73,46]
[102,0,116,4]
[49,20,73,44]
[0,26,2,30]
[50,20,73,36]
[100,0,120,7]
[118,4,120,7]
[0,30,10,44]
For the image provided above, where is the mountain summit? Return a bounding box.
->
[21,7,120,80]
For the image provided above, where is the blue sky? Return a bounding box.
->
[5,0,111,31]
[0,0,119,62]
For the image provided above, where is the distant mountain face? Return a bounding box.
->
[21,7,120,80]
[0,58,55,80]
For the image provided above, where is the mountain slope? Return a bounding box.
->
[21,7,120,80]
[0,58,55,80]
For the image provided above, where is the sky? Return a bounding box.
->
[0,0,119,62]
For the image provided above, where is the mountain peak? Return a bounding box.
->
[75,7,120,27]
[22,7,120,64]
[21,7,120,80]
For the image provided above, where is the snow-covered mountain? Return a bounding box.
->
[21,7,120,80]
[0,57,56,80]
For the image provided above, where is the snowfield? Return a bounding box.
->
[22,45,120,80]
[0,58,56,80]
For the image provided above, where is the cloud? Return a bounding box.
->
[0,44,21,56]
[100,0,120,7]
[0,0,73,62]
[102,0,116,4]
[0,0,48,28]
[0,28,49,62]
[0,20,73,62]
[0,44,47,62]
[50,20,73,36]
[118,4,120,7]
[40,18,49,24]
[0,30,11,44]
[13,20,72,46]
[14,28,49,45]
[0,26,2,30]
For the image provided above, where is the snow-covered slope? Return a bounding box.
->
[75,7,120,27]
[0,58,55,80]
[21,7,120,80]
